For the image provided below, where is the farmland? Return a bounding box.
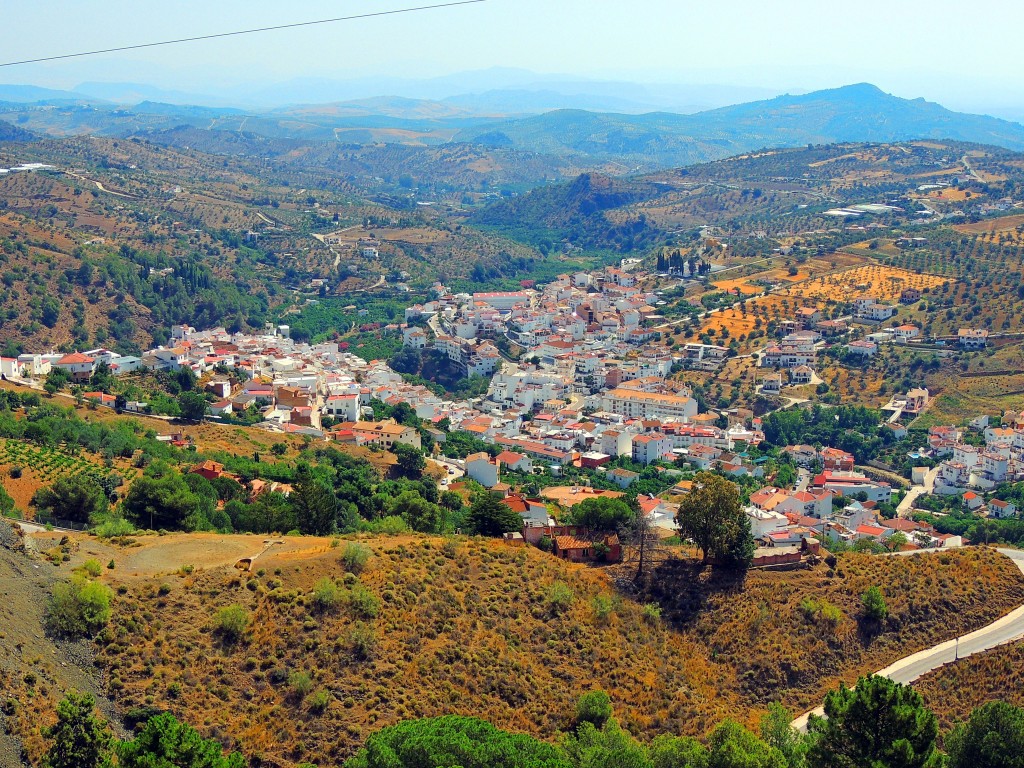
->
[778,264,949,303]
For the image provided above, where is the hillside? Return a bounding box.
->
[2,527,1022,768]
[7,84,1024,176]
[474,139,1024,251]
[915,639,1024,730]
[454,84,1024,169]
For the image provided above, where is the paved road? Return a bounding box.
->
[792,548,1024,732]
[896,465,939,517]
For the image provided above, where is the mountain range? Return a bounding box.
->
[3,81,1024,173]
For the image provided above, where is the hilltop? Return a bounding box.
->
[2,524,1022,768]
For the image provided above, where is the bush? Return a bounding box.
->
[340,541,372,574]
[307,689,331,715]
[642,603,662,625]
[348,622,377,660]
[214,605,250,643]
[862,586,889,622]
[80,559,103,578]
[348,585,381,619]
[576,690,613,729]
[45,577,112,638]
[591,594,614,623]
[93,516,136,539]
[545,581,574,616]
[289,671,313,701]
[312,578,340,612]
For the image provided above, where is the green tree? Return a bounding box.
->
[388,346,421,375]
[46,577,112,638]
[861,586,888,622]
[117,712,246,768]
[650,735,709,768]
[45,367,71,394]
[562,718,651,768]
[33,474,109,525]
[122,468,209,531]
[760,703,807,768]
[345,715,571,768]
[575,690,613,729]
[465,492,522,536]
[675,472,754,568]
[177,391,208,422]
[567,497,635,532]
[392,442,425,480]
[946,701,1024,768]
[708,720,786,768]
[42,691,113,768]
[0,482,16,517]
[391,489,445,533]
[290,466,338,535]
[806,676,939,768]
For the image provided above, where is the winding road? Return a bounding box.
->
[792,547,1024,731]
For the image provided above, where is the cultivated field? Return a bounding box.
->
[780,264,948,302]
[954,213,1024,235]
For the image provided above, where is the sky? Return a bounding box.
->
[3,0,1024,115]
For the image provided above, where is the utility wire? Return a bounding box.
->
[0,0,487,68]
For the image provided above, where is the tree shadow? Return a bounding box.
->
[633,556,749,628]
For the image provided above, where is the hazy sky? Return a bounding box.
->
[4,0,1024,112]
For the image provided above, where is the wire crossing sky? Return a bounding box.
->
[0,1,487,68]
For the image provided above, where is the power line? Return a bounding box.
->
[0,0,487,68]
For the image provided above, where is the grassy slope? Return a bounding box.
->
[915,638,1024,731]
[5,537,1021,768]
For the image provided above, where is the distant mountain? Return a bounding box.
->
[0,119,36,142]
[694,83,1024,148]
[73,81,236,108]
[0,84,90,103]
[454,84,1024,169]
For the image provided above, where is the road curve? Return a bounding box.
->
[791,548,1024,732]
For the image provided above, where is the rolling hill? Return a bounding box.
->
[455,84,1024,169]
[4,83,1024,175]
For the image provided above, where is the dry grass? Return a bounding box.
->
[915,639,1024,731]
[3,536,1016,768]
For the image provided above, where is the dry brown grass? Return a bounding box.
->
[3,537,1015,768]
[915,638,1024,731]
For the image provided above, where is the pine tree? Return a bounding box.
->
[42,692,113,768]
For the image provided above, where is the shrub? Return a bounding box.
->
[545,581,574,616]
[348,585,381,619]
[9,466,22,479]
[349,622,377,660]
[642,603,662,625]
[80,559,103,578]
[93,516,135,539]
[862,586,889,622]
[340,541,372,574]
[106,559,115,570]
[591,594,614,624]
[45,577,112,638]
[576,690,613,729]
[289,671,313,701]
[214,605,250,643]
[312,578,340,612]
[307,689,331,715]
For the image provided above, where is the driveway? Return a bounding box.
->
[792,548,1024,731]
[896,465,939,517]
